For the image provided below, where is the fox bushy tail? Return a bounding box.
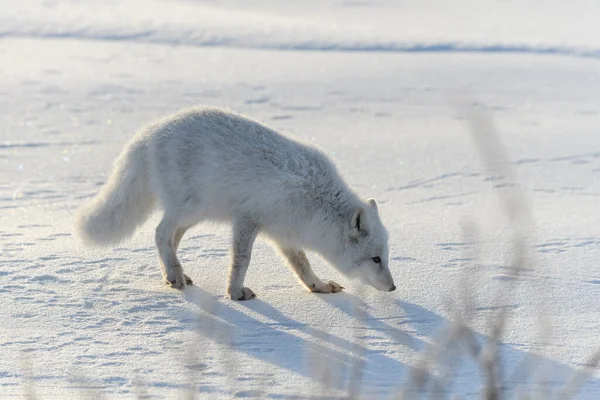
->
[76,137,155,246]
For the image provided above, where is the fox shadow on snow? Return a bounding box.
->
[182,286,422,395]
[182,286,599,397]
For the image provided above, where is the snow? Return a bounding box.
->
[1,0,600,398]
[3,0,600,57]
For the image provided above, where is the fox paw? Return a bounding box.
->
[228,287,256,301]
[310,280,344,294]
[165,274,192,289]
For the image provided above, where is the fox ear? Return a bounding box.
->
[351,207,370,234]
[368,198,378,211]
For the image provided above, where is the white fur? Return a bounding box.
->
[76,106,395,299]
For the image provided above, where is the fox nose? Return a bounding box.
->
[389,285,396,292]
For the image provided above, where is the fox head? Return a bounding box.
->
[329,198,396,292]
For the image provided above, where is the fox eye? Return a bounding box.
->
[372,256,381,264]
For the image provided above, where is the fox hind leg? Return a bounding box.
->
[173,226,193,285]
[279,247,344,294]
[156,217,188,289]
[174,227,187,250]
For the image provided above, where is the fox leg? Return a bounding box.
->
[227,217,259,300]
[174,227,188,251]
[156,217,189,289]
[173,226,193,285]
[278,247,344,294]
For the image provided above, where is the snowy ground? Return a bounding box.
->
[1,1,600,398]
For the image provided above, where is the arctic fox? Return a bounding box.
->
[76,106,395,300]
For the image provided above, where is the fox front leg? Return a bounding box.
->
[227,217,259,300]
[279,247,344,294]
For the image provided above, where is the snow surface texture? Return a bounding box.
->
[1,0,600,398]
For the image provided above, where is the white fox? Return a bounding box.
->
[76,106,395,300]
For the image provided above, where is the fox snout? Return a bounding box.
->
[361,266,395,293]
[371,280,396,292]
[380,266,396,292]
